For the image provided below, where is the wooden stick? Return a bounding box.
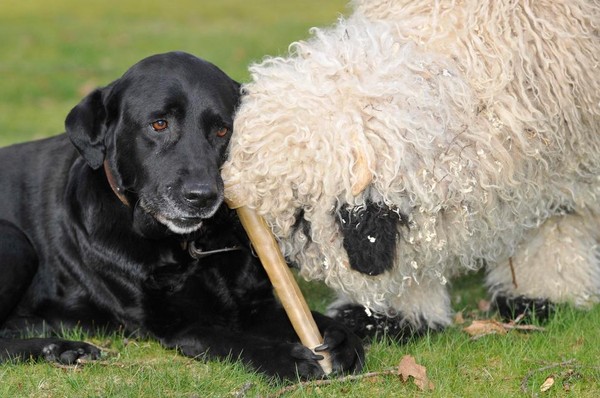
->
[227,201,333,375]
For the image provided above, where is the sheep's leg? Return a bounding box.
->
[326,276,452,341]
[486,211,600,321]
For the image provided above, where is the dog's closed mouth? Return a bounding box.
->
[172,216,204,225]
[153,212,204,234]
[176,216,205,228]
[136,198,210,234]
[178,216,203,222]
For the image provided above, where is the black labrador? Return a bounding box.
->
[0,51,363,379]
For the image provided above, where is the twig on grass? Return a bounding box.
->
[230,381,254,398]
[502,323,546,332]
[50,358,125,370]
[267,369,398,398]
[520,359,577,393]
[465,315,546,340]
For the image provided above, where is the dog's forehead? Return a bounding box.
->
[117,52,236,112]
[127,53,230,90]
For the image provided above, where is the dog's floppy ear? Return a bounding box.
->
[65,87,109,170]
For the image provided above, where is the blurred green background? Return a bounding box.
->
[0,0,349,146]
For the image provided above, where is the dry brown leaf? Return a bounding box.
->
[540,376,555,392]
[464,319,508,337]
[454,311,465,325]
[397,355,434,391]
[502,323,545,332]
[464,318,545,339]
[478,299,491,312]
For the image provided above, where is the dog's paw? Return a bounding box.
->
[41,340,101,364]
[317,325,364,375]
[252,327,363,380]
[255,342,327,380]
[330,304,437,342]
[494,295,554,323]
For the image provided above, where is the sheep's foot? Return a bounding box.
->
[494,295,555,323]
[329,304,441,342]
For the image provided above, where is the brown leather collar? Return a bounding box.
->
[103,160,130,207]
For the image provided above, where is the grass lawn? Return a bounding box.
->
[1,1,600,397]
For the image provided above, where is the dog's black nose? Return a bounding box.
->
[182,183,220,209]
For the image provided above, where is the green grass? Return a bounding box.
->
[1,1,600,397]
[2,295,600,397]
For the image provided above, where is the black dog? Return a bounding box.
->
[0,52,363,379]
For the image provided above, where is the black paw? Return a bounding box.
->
[317,325,364,375]
[42,340,101,364]
[331,304,435,342]
[252,327,364,381]
[494,295,554,323]
[256,341,328,380]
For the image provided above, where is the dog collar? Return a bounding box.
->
[103,160,130,207]
[186,240,242,259]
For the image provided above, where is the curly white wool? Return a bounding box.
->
[223,0,600,321]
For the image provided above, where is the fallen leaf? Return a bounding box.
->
[540,376,555,392]
[397,355,434,391]
[454,311,465,325]
[502,323,545,332]
[463,320,508,337]
[572,337,585,349]
[478,299,491,312]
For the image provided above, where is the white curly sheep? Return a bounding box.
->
[223,0,600,339]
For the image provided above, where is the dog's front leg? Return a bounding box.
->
[0,220,38,323]
[159,307,363,380]
[159,325,324,379]
[241,306,364,377]
[0,337,101,364]
[0,220,103,364]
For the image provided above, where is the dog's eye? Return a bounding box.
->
[216,127,229,137]
[151,120,169,132]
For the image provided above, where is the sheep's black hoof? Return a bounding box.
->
[494,295,555,323]
[329,304,436,342]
